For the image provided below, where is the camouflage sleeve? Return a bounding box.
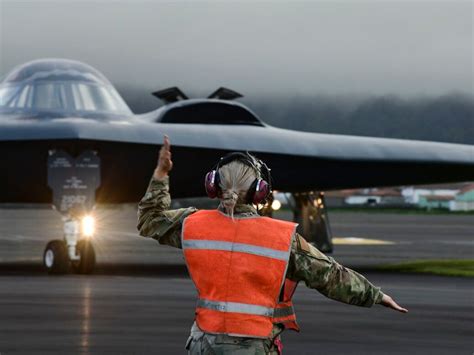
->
[137,176,197,249]
[286,234,384,307]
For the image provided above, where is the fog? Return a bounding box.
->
[1,0,472,98]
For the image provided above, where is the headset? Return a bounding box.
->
[204,152,272,205]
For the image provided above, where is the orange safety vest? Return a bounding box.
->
[182,209,300,338]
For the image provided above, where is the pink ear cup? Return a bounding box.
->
[205,170,218,198]
[252,179,270,204]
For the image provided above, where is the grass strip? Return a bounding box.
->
[377,259,474,277]
[329,208,474,215]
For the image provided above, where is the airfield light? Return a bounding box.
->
[82,215,95,238]
[271,199,282,211]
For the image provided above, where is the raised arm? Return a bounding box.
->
[137,135,197,248]
[153,135,173,181]
[287,235,407,313]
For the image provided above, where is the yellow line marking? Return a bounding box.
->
[333,237,395,245]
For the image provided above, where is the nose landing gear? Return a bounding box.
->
[43,217,96,274]
[45,149,100,274]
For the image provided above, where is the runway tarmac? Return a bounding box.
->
[1,207,473,268]
[0,208,473,354]
[0,272,472,354]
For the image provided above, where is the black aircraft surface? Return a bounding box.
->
[1,58,473,273]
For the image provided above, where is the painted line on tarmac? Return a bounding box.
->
[333,237,395,245]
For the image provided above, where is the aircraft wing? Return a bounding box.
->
[1,59,472,204]
[1,117,473,203]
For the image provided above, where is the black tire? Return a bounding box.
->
[72,239,96,274]
[43,240,70,274]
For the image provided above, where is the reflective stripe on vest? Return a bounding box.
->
[197,299,295,318]
[183,240,289,260]
[182,209,298,338]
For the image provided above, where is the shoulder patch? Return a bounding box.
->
[297,235,311,254]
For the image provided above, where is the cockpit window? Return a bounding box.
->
[0,81,132,117]
[0,86,17,106]
[33,83,64,110]
[0,59,132,118]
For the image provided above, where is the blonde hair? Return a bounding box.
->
[218,160,258,218]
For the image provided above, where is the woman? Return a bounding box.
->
[137,136,407,354]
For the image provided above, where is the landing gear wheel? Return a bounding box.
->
[44,240,69,274]
[72,239,96,274]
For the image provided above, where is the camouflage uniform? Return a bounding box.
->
[137,177,384,354]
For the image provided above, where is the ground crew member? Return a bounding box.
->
[137,136,408,354]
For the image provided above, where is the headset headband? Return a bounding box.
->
[216,152,262,177]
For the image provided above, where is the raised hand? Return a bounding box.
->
[153,135,173,180]
[381,294,408,313]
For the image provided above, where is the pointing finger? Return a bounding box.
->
[390,299,408,313]
[163,135,171,150]
[395,304,408,313]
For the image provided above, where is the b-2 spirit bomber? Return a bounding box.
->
[1,59,473,273]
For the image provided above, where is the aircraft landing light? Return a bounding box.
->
[332,237,395,245]
[82,215,95,238]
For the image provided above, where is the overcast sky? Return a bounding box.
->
[0,0,472,98]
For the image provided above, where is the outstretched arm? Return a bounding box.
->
[287,235,408,313]
[137,135,197,248]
